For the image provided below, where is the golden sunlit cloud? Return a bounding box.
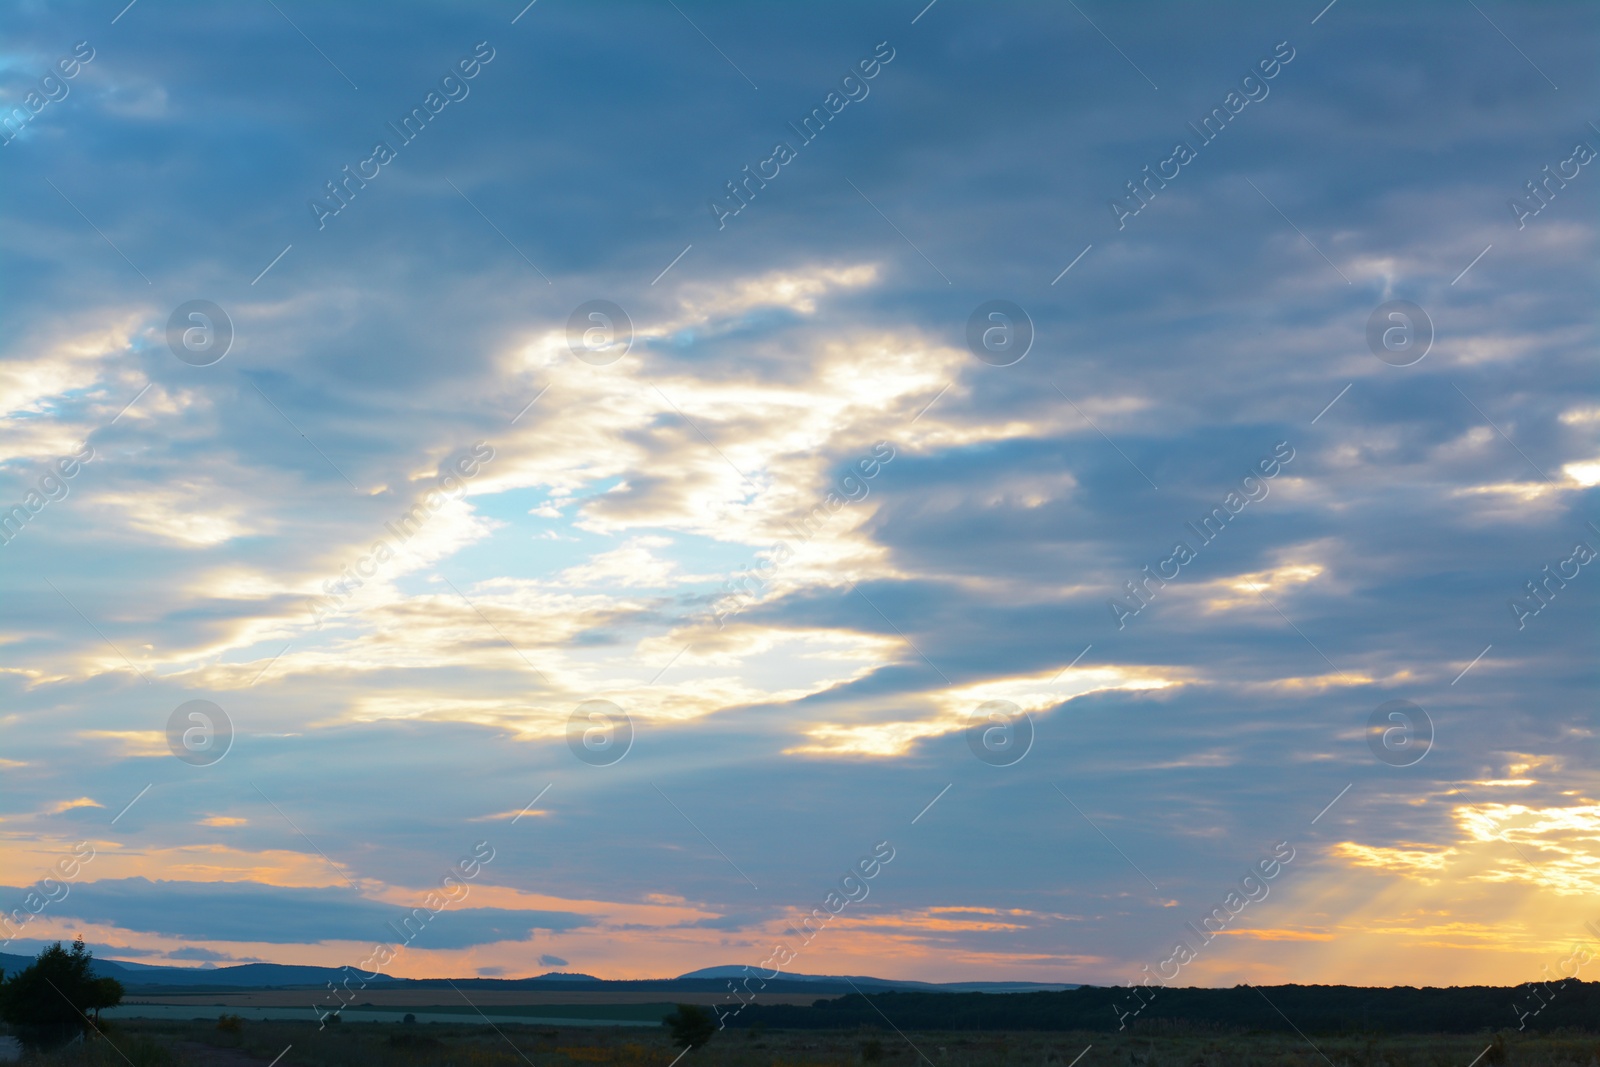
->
[1203,563,1324,613]
[787,665,1177,758]
[470,809,548,822]
[1244,670,1377,693]
[321,623,896,741]
[1335,801,1600,896]
[1217,927,1336,942]
[1561,458,1600,487]
[0,839,357,891]
[36,797,106,815]
[89,483,260,547]
[1331,841,1457,881]
[1451,481,1556,503]
[77,731,168,757]
[678,264,880,319]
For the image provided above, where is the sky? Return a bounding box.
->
[0,0,1596,991]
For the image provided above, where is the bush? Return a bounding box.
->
[664,1004,717,1049]
[0,938,123,1051]
[216,1013,243,1033]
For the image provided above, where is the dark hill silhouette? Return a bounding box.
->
[676,966,1073,993]
[0,952,397,989]
[1,950,1062,993]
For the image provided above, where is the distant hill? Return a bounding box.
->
[676,966,1076,993]
[0,949,1060,994]
[678,966,915,991]
[679,966,899,984]
[0,952,397,989]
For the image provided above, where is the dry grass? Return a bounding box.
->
[12,1019,1600,1067]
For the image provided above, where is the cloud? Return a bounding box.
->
[4,878,590,947]
[0,0,1593,988]
[163,946,257,962]
[1336,801,1600,896]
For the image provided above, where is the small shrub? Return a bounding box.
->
[388,1031,441,1050]
[216,1013,243,1034]
[862,1037,886,1062]
[664,1004,716,1050]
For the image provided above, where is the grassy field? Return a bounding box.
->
[4,1018,1598,1067]
[122,991,830,1008]
[104,1002,669,1026]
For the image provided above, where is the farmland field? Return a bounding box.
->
[4,1019,1590,1067]
[101,989,835,1027]
[122,989,832,1008]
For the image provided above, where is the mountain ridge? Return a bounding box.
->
[0,950,1070,992]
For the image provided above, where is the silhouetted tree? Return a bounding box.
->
[664,1003,716,1049]
[0,938,123,1050]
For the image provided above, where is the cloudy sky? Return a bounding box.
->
[1,0,1596,989]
